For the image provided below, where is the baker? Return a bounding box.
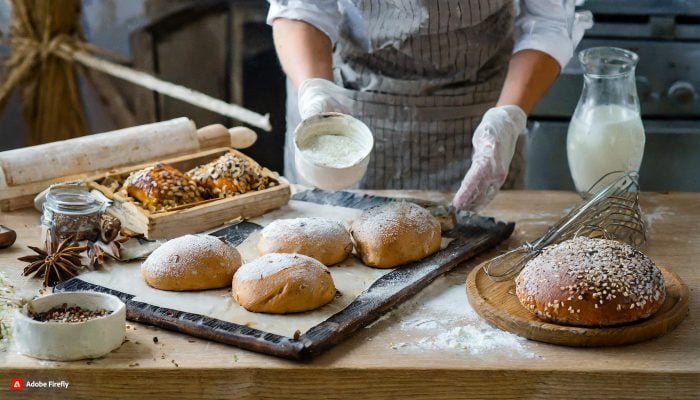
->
[267,0,591,210]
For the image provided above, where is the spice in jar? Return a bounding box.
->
[31,303,112,323]
[41,184,103,241]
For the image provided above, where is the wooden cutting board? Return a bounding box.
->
[466,262,690,347]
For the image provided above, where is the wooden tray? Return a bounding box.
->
[466,262,690,347]
[55,190,515,360]
[88,147,290,239]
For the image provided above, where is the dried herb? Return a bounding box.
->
[86,233,128,270]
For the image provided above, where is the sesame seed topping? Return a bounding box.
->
[515,236,666,324]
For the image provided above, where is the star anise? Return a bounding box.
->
[18,235,87,287]
[86,233,129,270]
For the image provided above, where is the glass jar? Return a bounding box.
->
[567,47,646,197]
[41,184,104,241]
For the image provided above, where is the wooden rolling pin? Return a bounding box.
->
[0,118,258,211]
[196,124,258,150]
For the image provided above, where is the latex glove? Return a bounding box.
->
[297,78,354,120]
[453,105,527,212]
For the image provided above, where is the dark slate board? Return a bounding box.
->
[55,190,514,360]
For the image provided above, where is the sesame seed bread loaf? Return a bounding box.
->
[515,236,666,327]
[257,218,353,266]
[232,253,336,314]
[350,202,441,269]
[142,234,241,291]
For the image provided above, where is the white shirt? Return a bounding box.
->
[267,0,592,70]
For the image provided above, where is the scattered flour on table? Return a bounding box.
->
[374,277,537,358]
[644,206,674,232]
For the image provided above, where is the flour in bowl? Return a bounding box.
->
[299,134,365,168]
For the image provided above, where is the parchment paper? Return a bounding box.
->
[78,200,452,337]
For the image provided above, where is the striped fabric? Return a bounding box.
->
[285,0,516,190]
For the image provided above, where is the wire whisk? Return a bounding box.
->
[483,171,646,281]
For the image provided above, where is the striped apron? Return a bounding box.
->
[285,0,516,190]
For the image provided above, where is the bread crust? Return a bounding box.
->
[123,163,208,211]
[350,202,441,268]
[257,218,353,265]
[515,236,666,327]
[186,152,274,197]
[232,253,336,314]
[142,234,241,291]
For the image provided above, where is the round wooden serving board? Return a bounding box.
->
[466,263,689,347]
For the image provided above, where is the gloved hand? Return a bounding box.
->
[297,78,355,120]
[453,105,527,212]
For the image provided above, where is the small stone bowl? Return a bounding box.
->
[294,112,374,190]
[13,291,126,361]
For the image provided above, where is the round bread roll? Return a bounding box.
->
[142,234,241,291]
[233,253,336,314]
[350,202,441,268]
[257,218,353,265]
[515,236,666,327]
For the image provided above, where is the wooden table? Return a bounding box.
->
[1,190,698,399]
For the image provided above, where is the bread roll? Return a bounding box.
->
[515,236,666,327]
[257,218,353,265]
[232,253,336,314]
[123,163,208,211]
[350,202,441,268]
[186,152,275,197]
[142,234,241,291]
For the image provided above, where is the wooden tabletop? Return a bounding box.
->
[1,190,698,399]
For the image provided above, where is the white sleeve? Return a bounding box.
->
[267,0,342,45]
[513,0,593,69]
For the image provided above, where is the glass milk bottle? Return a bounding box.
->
[567,47,645,197]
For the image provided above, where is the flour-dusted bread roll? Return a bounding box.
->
[257,218,353,265]
[232,253,336,314]
[515,236,666,327]
[350,202,442,268]
[142,234,242,291]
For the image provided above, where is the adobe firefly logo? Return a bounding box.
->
[10,377,24,391]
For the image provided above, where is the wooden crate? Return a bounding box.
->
[88,147,290,239]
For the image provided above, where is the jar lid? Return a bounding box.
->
[44,185,103,216]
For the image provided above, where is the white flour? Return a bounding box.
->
[299,134,365,168]
[375,276,537,358]
[644,206,674,232]
[234,253,328,282]
[141,234,240,280]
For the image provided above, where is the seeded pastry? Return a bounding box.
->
[122,163,208,211]
[186,152,276,198]
[515,236,666,327]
